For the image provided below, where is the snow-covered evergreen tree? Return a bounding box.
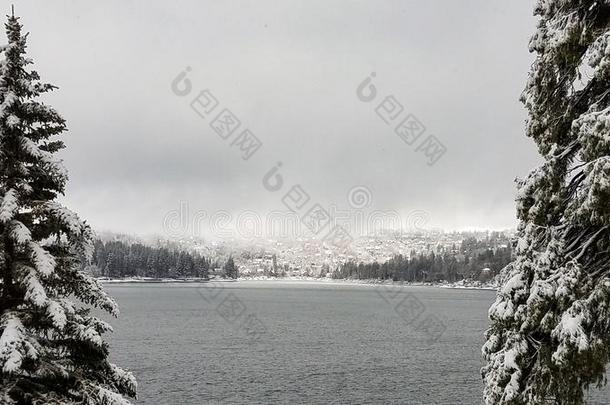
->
[223,257,238,279]
[0,12,136,404]
[483,1,610,403]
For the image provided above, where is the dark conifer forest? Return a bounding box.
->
[90,240,212,279]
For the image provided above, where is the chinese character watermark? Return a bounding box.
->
[172,67,263,161]
[196,281,268,344]
[356,72,447,166]
[376,285,447,343]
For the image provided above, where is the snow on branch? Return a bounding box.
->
[0,90,16,117]
[0,188,18,223]
[19,137,68,183]
[93,386,133,405]
[70,322,103,348]
[0,313,38,374]
[108,363,137,396]
[73,272,120,317]
[46,300,66,330]
[15,265,67,329]
[551,302,590,364]
[9,219,31,245]
[28,241,56,276]
[40,201,94,260]
[17,265,48,307]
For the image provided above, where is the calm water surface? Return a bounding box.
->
[104,281,609,404]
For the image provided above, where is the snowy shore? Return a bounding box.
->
[97,276,498,290]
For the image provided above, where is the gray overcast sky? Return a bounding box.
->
[15,0,540,236]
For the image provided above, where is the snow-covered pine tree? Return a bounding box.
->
[223,257,238,279]
[0,12,136,404]
[482,1,610,404]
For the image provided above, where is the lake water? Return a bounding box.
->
[104,281,610,404]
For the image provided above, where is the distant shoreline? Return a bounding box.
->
[98,276,498,291]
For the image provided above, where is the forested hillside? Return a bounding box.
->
[90,240,213,279]
[332,236,512,282]
[90,233,512,282]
